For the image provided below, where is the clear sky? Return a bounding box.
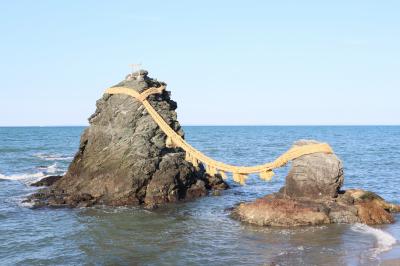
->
[0,0,399,126]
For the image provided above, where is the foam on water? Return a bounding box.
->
[34,153,74,161]
[0,161,63,185]
[351,223,397,256]
[37,163,58,174]
[0,172,45,183]
[18,199,35,208]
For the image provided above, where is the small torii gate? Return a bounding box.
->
[129,63,143,80]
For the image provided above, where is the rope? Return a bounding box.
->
[105,86,334,185]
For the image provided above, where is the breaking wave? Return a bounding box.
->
[0,172,46,184]
[351,223,397,257]
[37,163,58,174]
[0,162,66,185]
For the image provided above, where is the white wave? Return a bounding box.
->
[351,223,397,256]
[34,153,73,161]
[19,200,34,208]
[37,163,58,174]
[0,172,46,184]
[47,163,57,174]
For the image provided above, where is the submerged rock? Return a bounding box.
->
[232,140,399,227]
[28,71,228,208]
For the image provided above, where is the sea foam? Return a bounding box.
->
[34,153,73,161]
[351,223,397,257]
[0,172,46,184]
[37,163,58,174]
[1,163,61,184]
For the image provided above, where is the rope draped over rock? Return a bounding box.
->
[105,86,334,185]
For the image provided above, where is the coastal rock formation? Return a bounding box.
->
[283,140,344,199]
[28,71,227,208]
[30,175,62,187]
[232,140,400,226]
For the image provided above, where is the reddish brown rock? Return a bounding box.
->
[356,201,394,224]
[232,195,330,227]
[232,140,399,227]
[346,189,397,224]
[233,189,399,227]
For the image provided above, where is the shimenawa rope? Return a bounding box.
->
[105,86,333,185]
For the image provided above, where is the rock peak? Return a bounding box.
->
[112,70,166,93]
[125,69,149,81]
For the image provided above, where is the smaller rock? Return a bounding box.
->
[345,189,397,224]
[203,173,230,191]
[232,189,400,227]
[65,193,96,208]
[31,175,62,187]
[283,140,344,199]
[356,201,394,224]
[231,140,400,227]
[186,180,208,200]
[211,190,222,196]
[232,194,331,227]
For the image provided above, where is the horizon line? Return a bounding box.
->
[0,124,399,127]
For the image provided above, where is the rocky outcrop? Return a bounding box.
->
[30,175,62,187]
[27,71,228,208]
[232,140,399,226]
[283,140,344,199]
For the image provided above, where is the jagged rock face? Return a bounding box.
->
[29,71,227,208]
[283,140,344,199]
[232,140,399,227]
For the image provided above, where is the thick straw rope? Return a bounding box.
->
[105,86,333,185]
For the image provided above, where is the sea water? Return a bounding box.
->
[0,126,399,265]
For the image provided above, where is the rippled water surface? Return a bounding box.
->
[0,126,399,265]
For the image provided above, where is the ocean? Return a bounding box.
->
[0,126,399,265]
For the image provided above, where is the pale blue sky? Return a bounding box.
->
[0,0,399,126]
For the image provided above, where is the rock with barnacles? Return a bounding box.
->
[27,71,228,208]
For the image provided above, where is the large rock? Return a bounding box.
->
[28,71,228,208]
[232,140,399,226]
[283,140,344,199]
